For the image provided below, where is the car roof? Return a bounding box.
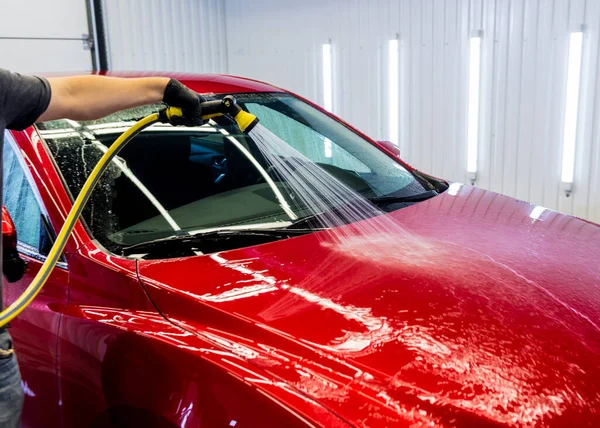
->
[36,71,285,95]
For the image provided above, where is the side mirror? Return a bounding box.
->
[2,207,17,254]
[2,207,27,283]
[377,140,400,157]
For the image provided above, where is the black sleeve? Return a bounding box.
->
[0,69,52,131]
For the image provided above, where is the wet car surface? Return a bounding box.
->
[3,72,599,427]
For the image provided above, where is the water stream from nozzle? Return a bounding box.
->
[246,123,428,258]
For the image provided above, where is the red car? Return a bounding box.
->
[2,72,599,427]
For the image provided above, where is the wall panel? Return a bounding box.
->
[225,0,600,223]
[101,0,227,73]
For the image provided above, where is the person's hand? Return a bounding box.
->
[162,78,204,126]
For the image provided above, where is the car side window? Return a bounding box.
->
[2,134,44,253]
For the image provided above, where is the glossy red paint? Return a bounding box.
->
[2,206,17,251]
[137,185,600,427]
[4,253,68,426]
[3,73,599,427]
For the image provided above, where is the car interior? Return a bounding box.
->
[42,119,377,250]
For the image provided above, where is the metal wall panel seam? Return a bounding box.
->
[513,0,532,203]
[518,0,541,204]
[400,0,411,161]
[422,0,434,174]
[588,3,600,222]
[431,0,444,177]
[576,0,599,220]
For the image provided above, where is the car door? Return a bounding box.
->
[2,132,68,427]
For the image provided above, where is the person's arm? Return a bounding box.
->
[38,76,170,122]
[38,75,206,124]
[1,69,202,130]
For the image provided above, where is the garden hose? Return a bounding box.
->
[0,97,258,328]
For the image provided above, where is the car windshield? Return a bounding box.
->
[37,92,429,254]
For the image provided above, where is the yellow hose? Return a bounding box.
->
[0,111,164,328]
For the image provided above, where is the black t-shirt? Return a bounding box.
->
[0,69,52,310]
[0,69,52,132]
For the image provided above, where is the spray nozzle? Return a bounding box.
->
[202,95,259,134]
[159,95,259,134]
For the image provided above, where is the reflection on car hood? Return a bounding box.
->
[137,184,600,427]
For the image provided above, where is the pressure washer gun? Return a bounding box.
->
[158,95,259,134]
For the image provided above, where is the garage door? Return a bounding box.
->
[0,0,93,72]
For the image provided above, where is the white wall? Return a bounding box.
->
[225,0,600,224]
[2,0,598,222]
[0,0,92,72]
[101,0,228,73]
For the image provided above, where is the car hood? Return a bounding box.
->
[138,185,600,426]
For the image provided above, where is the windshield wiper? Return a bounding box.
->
[285,203,383,230]
[286,191,438,230]
[121,227,316,257]
[283,191,439,230]
[367,190,438,206]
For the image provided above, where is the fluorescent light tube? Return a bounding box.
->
[322,43,333,112]
[561,31,583,184]
[389,38,399,145]
[467,34,482,175]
